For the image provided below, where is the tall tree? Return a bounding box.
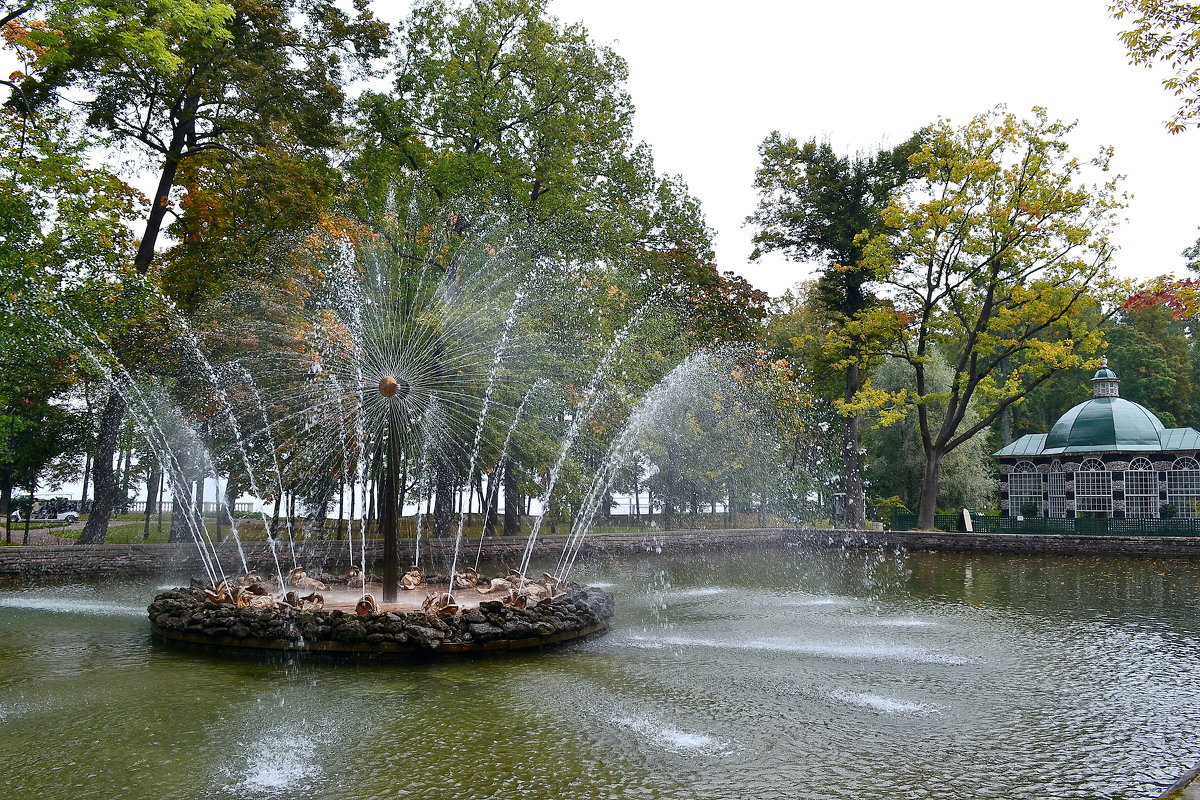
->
[857,107,1124,529]
[747,132,923,528]
[5,0,388,541]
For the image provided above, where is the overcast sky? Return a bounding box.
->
[550,0,1200,297]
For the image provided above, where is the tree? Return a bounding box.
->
[5,0,388,542]
[748,132,923,528]
[1112,1,1200,133]
[864,356,996,515]
[356,0,633,257]
[857,107,1124,529]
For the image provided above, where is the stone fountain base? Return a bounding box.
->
[147,582,614,659]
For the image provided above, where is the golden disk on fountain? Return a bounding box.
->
[379,375,399,397]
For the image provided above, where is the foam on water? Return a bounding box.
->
[778,596,856,607]
[667,587,726,598]
[851,618,937,628]
[829,689,939,715]
[611,715,727,754]
[0,595,144,618]
[221,733,321,795]
[625,634,973,665]
[0,697,57,723]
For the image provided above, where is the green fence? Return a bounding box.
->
[891,513,1200,537]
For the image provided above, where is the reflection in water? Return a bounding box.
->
[1,545,1198,799]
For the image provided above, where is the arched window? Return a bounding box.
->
[1125,457,1158,519]
[1048,461,1066,518]
[1009,461,1042,517]
[1075,458,1112,517]
[1168,457,1200,518]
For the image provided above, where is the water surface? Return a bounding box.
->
[1,545,1198,799]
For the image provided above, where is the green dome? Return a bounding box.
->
[1043,397,1165,453]
[1093,367,1119,380]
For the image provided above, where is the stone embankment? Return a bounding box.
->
[787,528,1200,558]
[148,582,614,657]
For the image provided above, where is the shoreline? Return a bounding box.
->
[2,526,1198,585]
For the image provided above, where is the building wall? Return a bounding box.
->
[998,452,1198,519]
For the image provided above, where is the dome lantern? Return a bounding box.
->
[1091,357,1120,398]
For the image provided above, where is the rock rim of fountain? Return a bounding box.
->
[148,581,614,658]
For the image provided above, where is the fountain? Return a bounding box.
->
[135,221,653,658]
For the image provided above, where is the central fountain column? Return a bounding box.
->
[378,376,407,603]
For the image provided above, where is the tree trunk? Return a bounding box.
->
[80,451,92,512]
[337,481,345,540]
[223,479,237,530]
[916,450,943,530]
[194,479,205,536]
[117,446,132,514]
[632,467,641,521]
[503,457,520,536]
[269,491,282,540]
[144,465,161,515]
[142,470,159,541]
[2,482,12,544]
[79,387,126,544]
[167,470,191,543]
[134,95,198,274]
[843,362,866,529]
[433,469,454,538]
[23,483,34,545]
[482,471,497,538]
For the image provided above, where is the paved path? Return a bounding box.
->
[2,526,76,545]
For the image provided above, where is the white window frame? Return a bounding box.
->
[1168,457,1200,519]
[1075,458,1112,516]
[1124,457,1158,519]
[1048,461,1066,518]
[1009,461,1042,517]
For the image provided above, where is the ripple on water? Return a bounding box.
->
[624,634,973,665]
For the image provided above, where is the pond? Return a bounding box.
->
[1,544,1198,799]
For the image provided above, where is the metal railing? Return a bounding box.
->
[892,513,1200,537]
[122,501,255,515]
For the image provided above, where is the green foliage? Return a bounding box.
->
[357,0,633,248]
[1112,0,1200,133]
[1105,306,1192,426]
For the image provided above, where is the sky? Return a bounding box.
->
[549,0,1200,297]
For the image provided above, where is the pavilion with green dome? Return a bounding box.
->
[994,359,1200,519]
